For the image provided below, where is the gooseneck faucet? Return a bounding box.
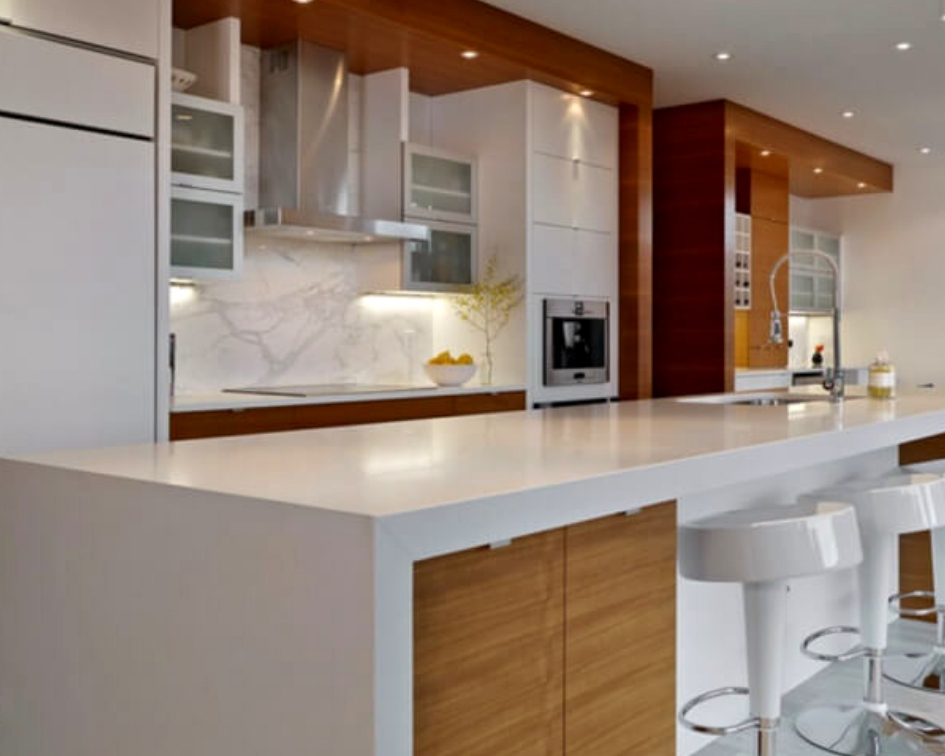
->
[768,251,844,403]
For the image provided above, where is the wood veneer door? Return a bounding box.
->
[414,529,565,756]
[564,503,677,756]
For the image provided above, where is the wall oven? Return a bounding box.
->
[543,298,610,386]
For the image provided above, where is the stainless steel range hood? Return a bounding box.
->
[246,40,428,245]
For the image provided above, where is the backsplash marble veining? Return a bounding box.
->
[170,237,435,394]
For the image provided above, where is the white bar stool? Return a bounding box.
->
[679,501,863,756]
[885,461,945,696]
[796,472,945,756]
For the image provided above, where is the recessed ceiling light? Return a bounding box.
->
[858,182,867,189]
[896,42,913,51]
[714,51,732,61]
[292,0,316,3]
[760,150,772,157]
[579,89,594,97]
[461,50,479,59]
[920,147,933,155]
[842,110,855,119]
[813,167,824,174]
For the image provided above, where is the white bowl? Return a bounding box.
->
[424,363,477,387]
[172,68,198,93]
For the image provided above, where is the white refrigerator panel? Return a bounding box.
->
[0,117,155,455]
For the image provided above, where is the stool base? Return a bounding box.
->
[885,652,945,695]
[795,704,945,756]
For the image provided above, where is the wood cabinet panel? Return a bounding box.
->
[414,530,565,756]
[564,504,677,756]
[170,392,527,440]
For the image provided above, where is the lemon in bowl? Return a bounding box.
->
[424,352,477,386]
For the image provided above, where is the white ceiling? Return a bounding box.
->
[483,0,945,166]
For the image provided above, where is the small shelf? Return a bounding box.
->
[411,184,473,199]
[171,234,232,246]
[172,143,234,160]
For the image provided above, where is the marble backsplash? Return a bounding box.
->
[170,237,435,394]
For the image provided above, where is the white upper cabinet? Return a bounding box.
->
[172,93,244,194]
[574,230,616,299]
[3,0,159,58]
[531,153,616,233]
[0,29,154,137]
[531,223,573,295]
[529,82,618,169]
[532,153,575,228]
[530,225,616,299]
[574,162,616,233]
[403,143,478,224]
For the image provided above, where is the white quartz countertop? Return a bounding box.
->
[15,388,945,537]
[171,383,527,413]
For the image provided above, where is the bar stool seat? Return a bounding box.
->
[796,472,945,756]
[679,501,862,756]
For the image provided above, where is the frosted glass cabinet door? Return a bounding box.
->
[6,0,160,58]
[172,93,244,194]
[171,187,243,280]
[403,222,477,292]
[404,144,477,223]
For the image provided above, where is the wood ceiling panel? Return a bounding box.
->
[173,0,652,104]
[728,102,892,197]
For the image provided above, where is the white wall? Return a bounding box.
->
[791,162,945,389]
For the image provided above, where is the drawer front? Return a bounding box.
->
[0,29,154,137]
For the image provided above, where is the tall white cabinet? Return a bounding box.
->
[527,82,619,404]
[0,25,157,455]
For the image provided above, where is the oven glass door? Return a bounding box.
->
[550,317,607,371]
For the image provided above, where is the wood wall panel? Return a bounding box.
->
[414,529,565,756]
[619,103,653,400]
[653,102,733,397]
[169,392,527,440]
[748,216,789,369]
[564,504,677,756]
[898,435,945,622]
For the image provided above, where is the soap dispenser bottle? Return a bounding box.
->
[868,351,896,399]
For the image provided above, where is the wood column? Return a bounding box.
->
[653,102,735,396]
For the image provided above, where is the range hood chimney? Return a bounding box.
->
[246,40,428,244]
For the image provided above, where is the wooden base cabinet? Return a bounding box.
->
[565,505,677,756]
[413,503,677,756]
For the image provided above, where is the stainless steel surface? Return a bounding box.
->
[759,719,780,756]
[245,208,429,244]
[732,396,865,407]
[679,687,760,736]
[543,298,610,387]
[886,653,945,695]
[261,41,348,215]
[888,591,941,620]
[255,40,429,244]
[769,251,844,402]
[801,626,866,663]
[223,383,427,398]
[795,704,940,756]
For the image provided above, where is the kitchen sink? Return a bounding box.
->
[678,392,865,407]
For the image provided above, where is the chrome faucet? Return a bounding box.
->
[768,251,844,403]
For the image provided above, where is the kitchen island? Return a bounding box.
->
[4,389,945,756]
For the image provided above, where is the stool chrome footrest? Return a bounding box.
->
[888,590,942,620]
[802,626,867,663]
[795,704,945,756]
[679,687,760,736]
